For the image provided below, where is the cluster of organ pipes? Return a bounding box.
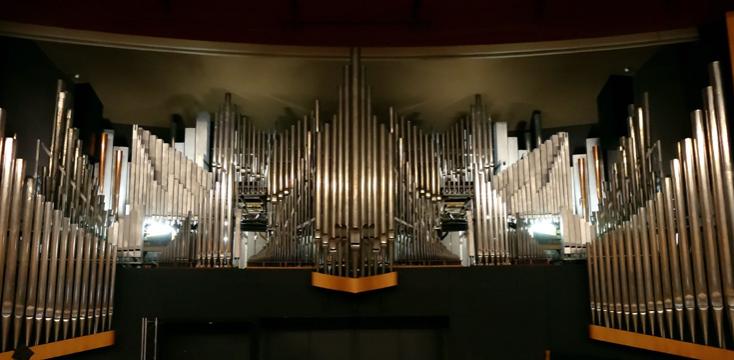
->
[138,94,268,268]
[394,107,458,265]
[311,49,396,275]
[6,44,734,359]
[250,107,316,266]
[587,61,734,348]
[489,127,597,255]
[494,134,572,216]
[147,47,657,272]
[439,97,548,265]
[152,48,557,272]
[0,82,118,354]
[157,215,198,266]
[126,124,218,265]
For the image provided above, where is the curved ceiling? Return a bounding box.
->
[2,0,729,46]
[38,40,661,130]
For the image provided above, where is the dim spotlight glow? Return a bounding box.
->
[529,220,556,237]
[144,218,176,238]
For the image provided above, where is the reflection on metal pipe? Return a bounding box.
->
[587,61,734,349]
[0,83,119,353]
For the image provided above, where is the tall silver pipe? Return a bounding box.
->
[682,139,709,344]
[672,158,696,341]
[709,61,734,343]
[691,110,725,347]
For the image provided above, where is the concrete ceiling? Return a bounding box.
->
[38,41,660,130]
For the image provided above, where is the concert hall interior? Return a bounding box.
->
[0,1,734,359]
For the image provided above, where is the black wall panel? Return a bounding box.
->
[68,264,681,359]
[0,37,71,174]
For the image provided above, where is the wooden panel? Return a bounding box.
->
[0,331,115,359]
[728,12,734,86]
[312,272,398,293]
[589,325,734,359]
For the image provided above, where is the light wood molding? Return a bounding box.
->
[727,12,734,86]
[589,325,734,359]
[0,331,115,359]
[312,271,398,293]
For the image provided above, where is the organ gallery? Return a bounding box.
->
[0,3,733,359]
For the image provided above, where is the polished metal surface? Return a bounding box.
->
[586,61,734,349]
[4,48,730,355]
[0,83,121,353]
[150,49,560,273]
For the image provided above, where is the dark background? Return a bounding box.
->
[0,37,71,173]
[70,264,683,360]
[1,17,732,359]
[1,1,731,46]
[0,36,173,170]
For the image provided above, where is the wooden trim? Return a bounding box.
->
[312,272,398,293]
[727,12,734,86]
[0,20,697,60]
[242,265,316,269]
[393,265,463,269]
[589,325,734,359]
[0,331,115,359]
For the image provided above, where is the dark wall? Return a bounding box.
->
[632,43,706,169]
[593,26,733,176]
[0,37,71,173]
[107,122,170,151]
[73,83,108,160]
[509,123,596,154]
[71,264,681,360]
[3,0,730,46]
[542,124,596,155]
[596,75,633,154]
[0,37,134,165]
[631,22,733,172]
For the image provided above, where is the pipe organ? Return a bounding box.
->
[3,41,733,357]
[144,54,734,353]
[126,125,214,265]
[0,82,119,354]
[587,61,734,350]
[150,48,559,274]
